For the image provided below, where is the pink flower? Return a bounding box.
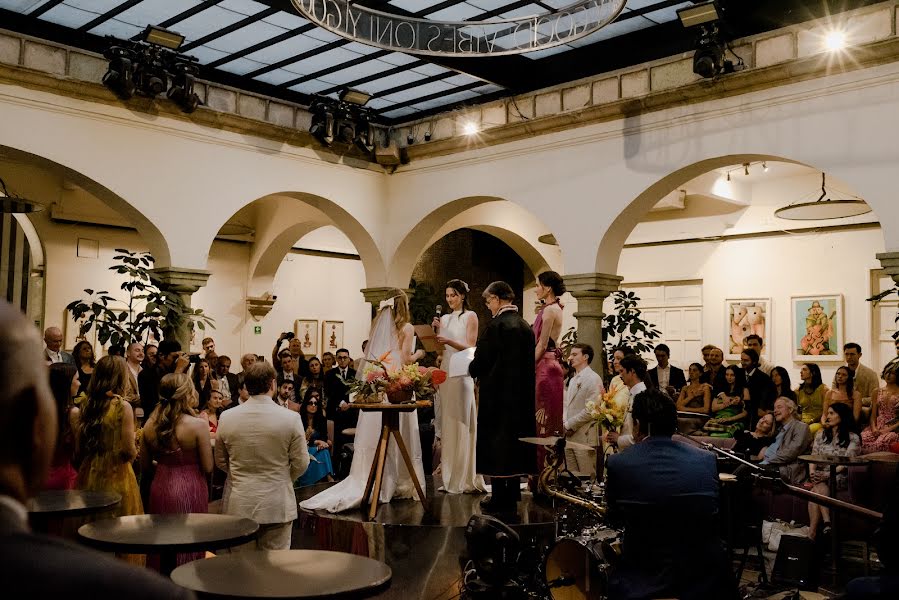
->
[430,369,447,385]
[366,371,380,383]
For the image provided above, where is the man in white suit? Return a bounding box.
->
[216,362,309,550]
[563,343,604,477]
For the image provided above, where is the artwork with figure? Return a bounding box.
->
[294,320,318,354]
[725,299,770,360]
[791,295,843,361]
[322,321,344,356]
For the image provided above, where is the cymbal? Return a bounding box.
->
[517,436,594,451]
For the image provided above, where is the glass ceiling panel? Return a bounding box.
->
[318,59,397,85]
[467,0,512,11]
[261,11,308,29]
[443,73,483,86]
[204,19,287,54]
[0,0,53,12]
[379,80,457,103]
[89,18,143,39]
[283,46,369,73]
[379,52,419,66]
[409,88,481,110]
[40,1,121,29]
[218,0,270,16]
[288,78,343,95]
[244,34,323,64]
[389,0,447,12]
[111,0,206,30]
[172,5,256,42]
[381,105,420,119]
[216,56,268,76]
[568,16,655,47]
[254,68,307,86]
[428,4,482,21]
[357,70,428,94]
[643,3,694,23]
[410,63,450,77]
[188,45,231,65]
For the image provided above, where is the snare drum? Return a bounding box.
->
[544,530,619,600]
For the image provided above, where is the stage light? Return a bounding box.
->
[167,62,201,113]
[102,46,137,100]
[424,131,432,142]
[407,133,414,145]
[309,106,335,146]
[693,40,725,79]
[462,121,479,136]
[339,88,371,106]
[824,30,847,52]
[677,1,720,28]
[354,122,374,153]
[141,25,185,50]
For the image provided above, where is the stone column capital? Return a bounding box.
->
[563,272,623,298]
[149,267,211,294]
[877,252,899,284]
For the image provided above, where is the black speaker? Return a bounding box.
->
[771,534,819,591]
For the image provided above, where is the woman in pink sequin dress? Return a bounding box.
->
[533,271,566,469]
[861,359,899,454]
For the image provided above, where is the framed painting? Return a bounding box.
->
[791,294,844,361]
[64,308,97,353]
[725,298,772,360]
[294,319,318,357]
[322,320,344,356]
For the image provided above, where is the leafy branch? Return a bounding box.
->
[867,283,899,342]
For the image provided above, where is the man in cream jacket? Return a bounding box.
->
[563,343,604,477]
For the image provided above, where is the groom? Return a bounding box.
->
[469,281,536,513]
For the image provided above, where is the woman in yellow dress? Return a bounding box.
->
[75,355,144,565]
[795,362,828,435]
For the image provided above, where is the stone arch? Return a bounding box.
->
[388,196,561,288]
[0,145,171,265]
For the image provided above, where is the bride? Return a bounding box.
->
[300,289,426,513]
[432,279,486,494]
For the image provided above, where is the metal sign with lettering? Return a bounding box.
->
[290,0,628,57]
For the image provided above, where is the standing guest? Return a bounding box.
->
[142,343,158,370]
[605,354,648,451]
[216,362,308,550]
[278,353,297,384]
[299,356,325,401]
[845,343,881,403]
[0,302,195,599]
[75,355,144,565]
[201,337,216,365]
[43,326,74,364]
[191,358,213,411]
[199,388,224,438]
[771,366,797,401]
[861,359,899,454]
[824,365,862,424]
[533,271,566,468]
[469,281,536,513]
[321,352,335,374]
[45,363,81,490]
[701,347,728,394]
[296,388,334,487]
[140,373,212,569]
[125,342,143,404]
[649,343,686,398]
[72,340,95,395]
[275,379,301,413]
[237,353,256,392]
[432,279,485,494]
[806,402,859,541]
[744,335,774,376]
[354,340,369,373]
[741,348,776,429]
[272,333,309,379]
[796,362,828,434]
[676,363,712,414]
[702,365,749,438]
[605,389,738,600]
[324,347,356,474]
[215,355,239,407]
[701,344,716,369]
[138,340,189,419]
[562,343,603,478]
[760,397,813,485]
[733,413,776,460]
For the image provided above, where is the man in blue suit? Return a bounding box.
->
[605,388,738,600]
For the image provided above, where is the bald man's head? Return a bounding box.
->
[1,303,56,500]
[43,326,63,352]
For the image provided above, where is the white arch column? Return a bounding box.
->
[563,272,623,379]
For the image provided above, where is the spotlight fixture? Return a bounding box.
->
[678,2,739,79]
[353,120,375,153]
[307,95,377,156]
[166,61,201,113]
[407,133,414,145]
[140,25,185,50]
[676,1,720,28]
[102,46,137,100]
[338,88,371,106]
[424,131,432,142]
[309,102,335,146]
[775,172,871,220]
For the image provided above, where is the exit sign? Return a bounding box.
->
[254,326,262,335]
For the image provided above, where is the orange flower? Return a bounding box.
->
[430,369,447,386]
[378,351,393,365]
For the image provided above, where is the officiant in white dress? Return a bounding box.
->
[432,280,487,494]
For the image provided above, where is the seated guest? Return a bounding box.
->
[861,359,899,454]
[700,344,715,370]
[806,402,859,541]
[702,365,748,438]
[770,366,796,402]
[140,374,212,570]
[141,343,158,370]
[701,346,728,395]
[742,348,776,429]
[676,363,712,414]
[277,352,297,384]
[824,365,862,424]
[299,356,325,401]
[191,358,213,410]
[199,387,224,439]
[796,362,828,435]
[72,340,95,395]
[649,343,686,398]
[606,388,738,600]
[44,363,81,490]
[295,388,334,487]
[733,413,776,461]
[321,352,335,374]
[760,397,812,485]
[214,355,239,407]
[275,378,301,413]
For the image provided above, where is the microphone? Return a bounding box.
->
[435,304,442,317]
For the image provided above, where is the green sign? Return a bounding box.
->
[254,326,262,335]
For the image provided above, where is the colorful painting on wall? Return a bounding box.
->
[791,294,844,361]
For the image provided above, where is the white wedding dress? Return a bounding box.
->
[299,308,426,513]
[436,310,486,493]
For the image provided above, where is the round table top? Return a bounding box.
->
[677,411,711,419]
[27,490,121,516]
[799,454,871,466]
[78,513,259,554]
[349,400,432,412]
[863,451,899,463]
[170,550,392,599]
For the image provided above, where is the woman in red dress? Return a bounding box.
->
[533,270,565,469]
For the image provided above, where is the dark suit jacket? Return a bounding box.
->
[0,501,194,598]
[701,366,728,396]
[606,437,738,600]
[745,369,776,429]
[648,365,687,391]
[324,367,355,415]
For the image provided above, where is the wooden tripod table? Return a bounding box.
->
[350,400,431,520]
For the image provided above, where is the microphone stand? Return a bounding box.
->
[675,434,883,521]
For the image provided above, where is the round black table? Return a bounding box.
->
[27,490,121,534]
[78,513,259,576]
[170,549,392,599]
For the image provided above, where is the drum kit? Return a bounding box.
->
[520,435,621,600]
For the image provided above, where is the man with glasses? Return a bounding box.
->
[325,348,356,477]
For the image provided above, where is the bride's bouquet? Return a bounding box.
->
[342,352,447,404]
[584,381,627,433]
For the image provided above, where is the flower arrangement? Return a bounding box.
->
[584,381,627,432]
[340,352,447,404]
